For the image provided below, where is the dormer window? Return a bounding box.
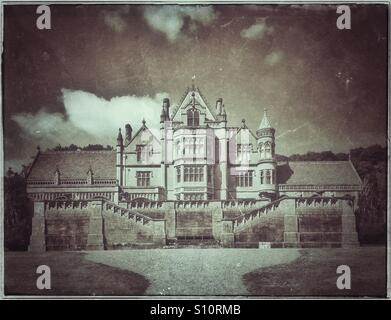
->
[187,109,199,126]
[87,168,94,185]
[136,144,153,162]
[54,168,60,185]
[237,144,252,162]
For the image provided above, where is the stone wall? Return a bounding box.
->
[102,209,163,249]
[222,197,359,248]
[234,215,285,248]
[28,197,359,251]
[46,212,90,250]
[175,210,213,238]
[29,200,166,251]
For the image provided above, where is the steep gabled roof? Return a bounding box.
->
[27,151,116,182]
[125,121,161,148]
[229,121,258,145]
[171,87,218,122]
[277,161,362,186]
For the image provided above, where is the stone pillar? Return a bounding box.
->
[152,220,166,245]
[29,202,46,252]
[164,202,176,239]
[211,204,223,241]
[284,215,299,247]
[86,200,104,250]
[221,220,234,247]
[282,198,299,247]
[161,163,166,191]
[341,200,359,247]
[219,137,228,200]
[113,190,119,204]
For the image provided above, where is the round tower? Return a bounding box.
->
[256,109,277,199]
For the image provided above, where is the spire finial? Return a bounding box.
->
[142,118,146,126]
[191,74,196,91]
[259,108,272,129]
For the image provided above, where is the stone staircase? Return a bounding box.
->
[222,196,357,248]
[102,199,157,228]
[101,199,167,247]
[230,198,283,232]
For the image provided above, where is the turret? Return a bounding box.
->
[256,109,275,159]
[256,109,276,199]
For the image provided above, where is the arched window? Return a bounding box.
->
[260,143,266,159]
[265,142,272,158]
[187,109,200,126]
[265,170,271,184]
[260,170,264,184]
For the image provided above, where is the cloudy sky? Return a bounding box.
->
[3,4,388,171]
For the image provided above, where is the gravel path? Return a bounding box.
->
[86,249,300,296]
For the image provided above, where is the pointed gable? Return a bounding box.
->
[231,120,258,146]
[171,87,218,123]
[125,120,161,148]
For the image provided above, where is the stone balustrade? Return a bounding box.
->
[126,201,164,210]
[175,200,210,209]
[28,179,116,186]
[295,197,343,209]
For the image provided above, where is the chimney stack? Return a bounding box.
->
[163,98,170,120]
[216,98,223,114]
[125,123,132,142]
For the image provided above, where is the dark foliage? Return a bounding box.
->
[4,172,33,250]
[286,145,387,244]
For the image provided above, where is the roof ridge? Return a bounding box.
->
[287,160,351,164]
[42,150,115,154]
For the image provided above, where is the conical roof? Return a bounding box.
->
[259,109,272,129]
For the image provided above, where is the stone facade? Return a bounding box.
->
[26,86,362,250]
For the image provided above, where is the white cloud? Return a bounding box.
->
[241,19,273,40]
[143,5,216,42]
[103,11,127,33]
[12,89,168,150]
[264,51,283,66]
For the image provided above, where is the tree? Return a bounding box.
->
[4,173,33,250]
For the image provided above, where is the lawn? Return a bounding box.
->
[4,251,149,296]
[242,246,387,297]
[4,247,387,297]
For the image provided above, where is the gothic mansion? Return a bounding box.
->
[26,86,362,250]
